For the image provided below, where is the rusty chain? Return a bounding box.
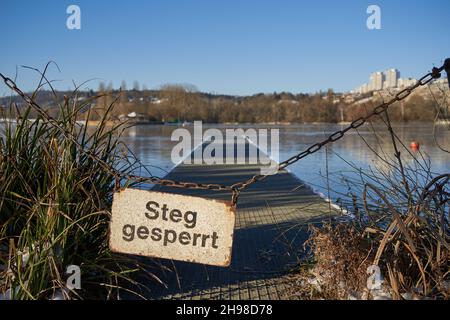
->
[229,61,449,202]
[0,74,236,194]
[1,59,449,206]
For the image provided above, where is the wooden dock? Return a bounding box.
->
[131,141,338,300]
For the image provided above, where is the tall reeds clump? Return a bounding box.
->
[0,87,152,299]
[291,112,450,300]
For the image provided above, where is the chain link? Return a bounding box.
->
[0,62,447,206]
[0,75,234,194]
[228,64,447,198]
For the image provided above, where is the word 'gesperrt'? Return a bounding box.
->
[121,201,219,249]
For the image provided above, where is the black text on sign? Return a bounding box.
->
[109,189,235,267]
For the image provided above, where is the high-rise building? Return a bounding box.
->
[384,69,400,89]
[369,74,375,91]
[351,69,416,94]
[370,72,384,91]
[354,83,369,94]
[361,83,368,94]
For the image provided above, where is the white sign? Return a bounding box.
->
[109,189,235,267]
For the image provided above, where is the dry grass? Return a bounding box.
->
[0,67,166,299]
[291,223,374,299]
[290,108,450,300]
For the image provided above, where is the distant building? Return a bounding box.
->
[368,74,374,92]
[150,97,167,104]
[370,72,384,91]
[352,83,369,94]
[384,69,400,89]
[343,95,355,104]
[118,111,151,123]
[361,83,368,94]
[398,78,416,88]
[277,99,299,105]
[352,68,414,94]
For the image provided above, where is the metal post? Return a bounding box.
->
[445,58,450,88]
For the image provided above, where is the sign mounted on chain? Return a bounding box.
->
[109,189,235,267]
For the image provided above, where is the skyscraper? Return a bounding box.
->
[352,68,414,94]
[370,72,384,91]
[384,69,400,89]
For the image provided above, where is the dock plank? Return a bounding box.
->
[131,141,337,300]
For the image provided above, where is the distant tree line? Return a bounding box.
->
[96,84,440,123]
[0,83,444,123]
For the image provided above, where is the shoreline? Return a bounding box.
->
[1,118,448,127]
[76,120,449,127]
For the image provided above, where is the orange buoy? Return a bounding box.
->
[410,141,420,150]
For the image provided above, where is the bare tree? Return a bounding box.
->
[120,80,127,91]
[133,80,140,91]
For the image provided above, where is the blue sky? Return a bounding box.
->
[0,0,449,95]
